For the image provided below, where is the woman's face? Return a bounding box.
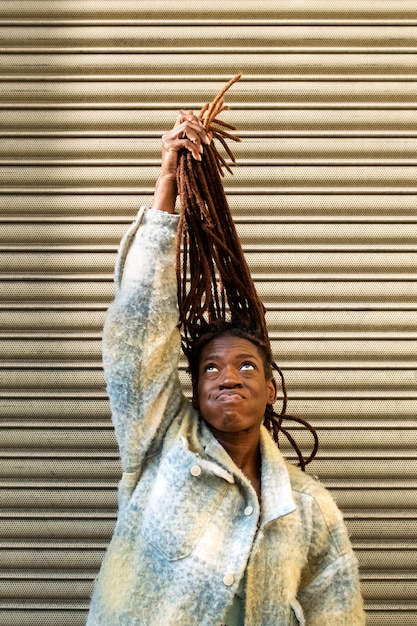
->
[196,334,277,435]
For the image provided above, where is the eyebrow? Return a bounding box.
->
[201,352,260,362]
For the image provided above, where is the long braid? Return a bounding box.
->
[176,74,318,469]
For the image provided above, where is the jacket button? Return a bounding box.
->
[190,465,201,477]
[223,573,234,587]
[244,505,254,516]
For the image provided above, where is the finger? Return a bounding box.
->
[180,111,213,144]
[176,110,199,126]
[180,137,204,160]
[169,120,210,150]
[177,110,210,138]
[162,135,202,161]
[174,110,189,127]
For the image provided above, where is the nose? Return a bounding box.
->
[218,364,242,388]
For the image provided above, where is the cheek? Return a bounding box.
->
[194,378,212,410]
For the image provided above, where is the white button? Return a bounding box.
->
[244,505,254,516]
[223,573,234,587]
[190,465,201,477]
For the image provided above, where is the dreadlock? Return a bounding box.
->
[175,74,318,470]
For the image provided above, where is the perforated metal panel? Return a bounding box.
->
[0,2,416,624]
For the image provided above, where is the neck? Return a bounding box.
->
[209,426,262,499]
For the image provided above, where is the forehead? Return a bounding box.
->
[198,334,264,363]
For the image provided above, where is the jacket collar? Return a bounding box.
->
[195,417,296,526]
[258,426,296,526]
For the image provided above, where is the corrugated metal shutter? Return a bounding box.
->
[0,1,416,624]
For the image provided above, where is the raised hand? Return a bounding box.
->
[160,111,212,180]
[152,111,212,213]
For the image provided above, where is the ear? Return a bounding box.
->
[267,377,277,404]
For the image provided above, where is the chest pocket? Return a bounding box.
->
[141,442,229,560]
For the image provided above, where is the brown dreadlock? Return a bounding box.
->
[175,74,318,470]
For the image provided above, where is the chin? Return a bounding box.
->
[208,415,256,434]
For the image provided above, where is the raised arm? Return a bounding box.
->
[103,114,211,475]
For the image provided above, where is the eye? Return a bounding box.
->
[240,361,256,371]
[203,363,219,373]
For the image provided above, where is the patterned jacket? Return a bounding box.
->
[86,207,366,626]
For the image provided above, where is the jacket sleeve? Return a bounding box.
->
[298,553,365,625]
[102,207,185,474]
[297,487,366,625]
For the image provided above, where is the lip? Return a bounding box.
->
[216,391,246,402]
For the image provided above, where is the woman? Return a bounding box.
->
[86,113,365,625]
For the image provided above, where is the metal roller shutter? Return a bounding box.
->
[0,1,416,624]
